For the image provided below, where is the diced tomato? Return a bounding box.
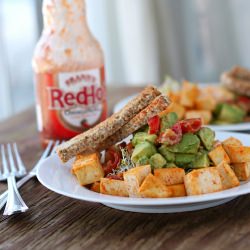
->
[237,96,250,112]
[157,123,182,145]
[238,96,250,104]
[179,118,202,133]
[148,115,160,134]
[103,148,121,175]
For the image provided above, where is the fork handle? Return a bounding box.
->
[0,173,35,210]
[3,175,29,215]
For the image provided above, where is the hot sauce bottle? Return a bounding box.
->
[32,0,107,145]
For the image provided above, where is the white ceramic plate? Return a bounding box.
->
[37,132,250,213]
[113,91,250,132]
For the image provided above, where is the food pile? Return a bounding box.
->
[56,86,250,198]
[163,80,249,125]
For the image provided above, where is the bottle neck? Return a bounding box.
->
[42,0,88,34]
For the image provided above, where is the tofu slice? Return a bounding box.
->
[184,167,222,196]
[163,102,185,120]
[166,184,186,197]
[90,182,100,193]
[195,94,216,111]
[72,153,104,185]
[139,174,172,198]
[232,162,250,181]
[154,168,185,185]
[123,165,151,197]
[100,178,129,197]
[180,81,199,108]
[184,110,212,125]
[222,137,243,147]
[208,145,230,165]
[221,146,250,163]
[216,162,240,189]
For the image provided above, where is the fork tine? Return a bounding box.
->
[1,145,9,177]
[13,143,26,176]
[7,144,17,174]
[38,140,54,162]
[51,140,61,154]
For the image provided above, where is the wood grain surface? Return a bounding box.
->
[0,86,250,250]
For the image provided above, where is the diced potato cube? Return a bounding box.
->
[154,168,185,185]
[90,182,100,193]
[72,153,104,185]
[180,81,199,108]
[163,102,185,120]
[222,146,250,163]
[185,110,212,125]
[195,94,216,111]
[123,165,151,197]
[208,145,230,165]
[216,162,239,189]
[166,184,186,197]
[139,174,172,198]
[222,137,242,147]
[184,167,222,195]
[232,162,250,181]
[100,178,129,197]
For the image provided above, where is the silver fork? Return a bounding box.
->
[0,140,61,214]
[1,143,28,215]
[0,143,26,181]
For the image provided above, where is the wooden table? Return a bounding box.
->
[0,86,250,250]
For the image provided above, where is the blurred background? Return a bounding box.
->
[0,0,250,121]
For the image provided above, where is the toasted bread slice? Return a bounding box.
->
[97,95,170,151]
[57,86,161,162]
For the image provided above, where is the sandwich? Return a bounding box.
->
[221,66,250,96]
[57,86,170,162]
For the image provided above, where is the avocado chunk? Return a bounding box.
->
[165,162,177,168]
[190,152,210,168]
[214,103,246,123]
[197,127,215,150]
[175,153,196,167]
[137,155,150,165]
[160,112,178,132]
[131,141,157,164]
[158,145,175,162]
[166,133,200,154]
[132,132,157,146]
[149,153,166,169]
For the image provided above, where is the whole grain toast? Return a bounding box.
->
[221,66,250,96]
[57,86,161,162]
[96,95,170,151]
